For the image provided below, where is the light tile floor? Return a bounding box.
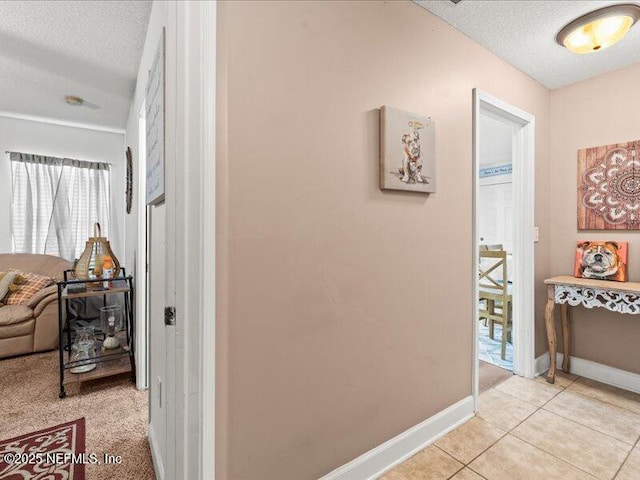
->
[380,371,640,480]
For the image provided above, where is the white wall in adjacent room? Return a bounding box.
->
[0,115,125,263]
[478,171,514,252]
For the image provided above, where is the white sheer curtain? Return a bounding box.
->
[10,152,111,261]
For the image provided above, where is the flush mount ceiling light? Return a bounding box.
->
[556,4,640,54]
[64,95,84,106]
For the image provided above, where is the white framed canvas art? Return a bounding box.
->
[380,106,436,193]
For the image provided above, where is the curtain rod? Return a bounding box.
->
[5,151,113,166]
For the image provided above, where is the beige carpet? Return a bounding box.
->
[0,350,155,479]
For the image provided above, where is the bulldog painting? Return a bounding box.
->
[380,106,436,193]
[574,241,628,282]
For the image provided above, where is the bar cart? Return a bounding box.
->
[56,269,135,399]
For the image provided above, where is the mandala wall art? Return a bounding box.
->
[578,139,640,230]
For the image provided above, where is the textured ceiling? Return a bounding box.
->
[414,0,640,89]
[0,1,152,129]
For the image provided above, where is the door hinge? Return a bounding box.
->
[164,306,176,326]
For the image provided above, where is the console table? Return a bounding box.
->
[544,275,640,384]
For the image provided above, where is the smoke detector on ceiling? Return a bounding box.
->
[64,95,84,106]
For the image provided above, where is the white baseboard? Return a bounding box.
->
[318,396,474,480]
[534,352,551,377]
[535,352,640,394]
[148,423,165,480]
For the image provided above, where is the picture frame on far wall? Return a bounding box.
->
[146,28,166,205]
[574,241,628,282]
[380,106,436,193]
[125,147,133,214]
[577,139,640,230]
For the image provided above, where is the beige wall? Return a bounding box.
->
[216,1,551,478]
[550,63,640,374]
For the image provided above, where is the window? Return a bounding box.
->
[10,152,111,261]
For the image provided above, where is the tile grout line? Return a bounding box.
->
[503,377,636,479]
[562,372,580,387]
[463,379,554,469]
[538,403,638,448]
[509,431,609,479]
[540,389,640,447]
[514,375,638,475]
[466,464,489,480]
[457,427,508,468]
[473,376,606,478]
[613,436,640,480]
[492,376,565,410]
[433,444,466,476]
[447,373,637,479]
[567,382,640,416]
[551,372,640,417]
[432,445,480,480]
[488,376,569,431]
[496,375,608,477]
[438,446,491,480]
[436,413,508,463]
[410,373,636,480]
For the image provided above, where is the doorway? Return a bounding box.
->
[477,113,515,372]
[472,89,536,407]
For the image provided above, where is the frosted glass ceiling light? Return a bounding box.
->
[556,4,640,54]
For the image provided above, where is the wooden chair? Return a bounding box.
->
[478,244,504,326]
[479,244,504,251]
[478,249,512,360]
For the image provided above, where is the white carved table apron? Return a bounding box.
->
[544,276,640,383]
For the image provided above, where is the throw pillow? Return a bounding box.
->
[0,272,19,304]
[4,269,54,306]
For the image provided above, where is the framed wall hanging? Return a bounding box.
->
[146,27,166,205]
[380,106,436,193]
[126,147,133,214]
[578,139,640,229]
[574,241,628,282]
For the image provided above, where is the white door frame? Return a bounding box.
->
[472,89,535,411]
[199,2,217,477]
[136,102,149,390]
[171,1,217,479]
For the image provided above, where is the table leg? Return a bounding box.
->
[57,283,66,399]
[545,284,557,383]
[501,311,508,360]
[488,300,495,339]
[128,285,136,383]
[561,303,570,373]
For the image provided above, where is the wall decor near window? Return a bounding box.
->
[574,241,628,282]
[578,139,640,229]
[380,106,436,193]
[146,27,166,205]
[126,147,133,214]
